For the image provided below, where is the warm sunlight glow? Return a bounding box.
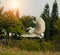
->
[11,0,19,10]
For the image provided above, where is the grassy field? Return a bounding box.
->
[0,46,60,55]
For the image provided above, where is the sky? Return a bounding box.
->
[0,0,60,17]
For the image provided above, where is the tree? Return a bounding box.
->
[0,10,25,37]
[0,9,25,45]
[50,0,59,38]
[51,0,59,22]
[41,3,51,40]
[41,3,50,20]
[21,16,36,29]
[3,10,25,35]
[0,7,4,33]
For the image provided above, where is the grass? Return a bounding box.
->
[0,46,60,55]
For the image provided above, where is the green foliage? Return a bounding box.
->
[20,38,40,51]
[50,0,59,38]
[0,38,55,51]
[51,0,59,21]
[41,3,51,40]
[53,35,60,51]
[0,10,25,35]
[40,41,55,51]
[0,7,4,30]
[21,16,36,29]
[41,3,50,20]
[52,19,60,51]
[53,19,60,34]
[0,1,60,52]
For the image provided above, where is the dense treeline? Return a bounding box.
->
[40,0,60,51]
[41,0,59,41]
[0,0,60,51]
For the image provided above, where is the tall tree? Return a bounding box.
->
[51,0,59,22]
[50,0,59,38]
[41,3,51,40]
[41,3,50,20]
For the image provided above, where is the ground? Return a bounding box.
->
[0,46,60,55]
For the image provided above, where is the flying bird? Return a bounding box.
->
[21,17,45,39]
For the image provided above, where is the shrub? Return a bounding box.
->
[20,38,40,51]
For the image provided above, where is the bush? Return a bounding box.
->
[53,35,60,51]
[0,38,57,51]
[20,38,40,51]
[40,41,55,51]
